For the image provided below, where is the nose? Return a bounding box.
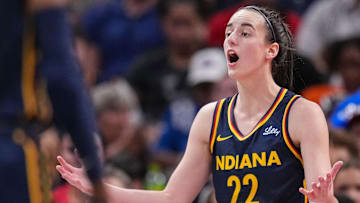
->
[224,32,238,47]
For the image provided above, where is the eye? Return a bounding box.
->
[241,32,249,37]
[225,32,231,38]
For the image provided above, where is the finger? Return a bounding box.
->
[331,161,343,179]
[56,165,74,180]
[318,176,326,187]
[311,182,320,192]
[62,172,78,186]
[326,173,332,185]
[57,156,74,173]
[56,165,68,176]
[57,165,78,184]
[299,187,311,196]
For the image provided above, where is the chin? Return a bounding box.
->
[227,68,251,81]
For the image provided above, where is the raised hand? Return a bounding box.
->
[299,161,343,203]
[56,156,93,195]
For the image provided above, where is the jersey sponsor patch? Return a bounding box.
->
[262,125,280,136]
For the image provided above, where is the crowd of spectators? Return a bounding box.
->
[37,0,360,202]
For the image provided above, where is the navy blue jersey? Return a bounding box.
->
[209,88,308,203]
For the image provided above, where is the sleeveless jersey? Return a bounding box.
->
[209,88,308,203]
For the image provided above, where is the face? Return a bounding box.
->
[338,46,360,93]
[223,9,276,80]
[335,168,360,203]
[163,3,204,55]
[98,108,135,144]
[329,145,352,165]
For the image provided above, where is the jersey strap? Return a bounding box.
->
[210,99,225,154]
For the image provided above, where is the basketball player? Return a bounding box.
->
[0,0,106,202]
[56,6,342,203]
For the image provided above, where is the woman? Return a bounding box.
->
[334,160,360,203]
[57,6,342,203]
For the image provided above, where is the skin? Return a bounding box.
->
[57,9,342,203]
[334,168,360,203]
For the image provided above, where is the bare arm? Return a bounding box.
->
[288,98,342,203]
[57,102,217,203]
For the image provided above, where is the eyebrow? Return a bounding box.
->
[226,22,255,30]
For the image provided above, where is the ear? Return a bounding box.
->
[265,42,279,60]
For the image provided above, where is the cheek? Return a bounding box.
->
[241,41,264,59]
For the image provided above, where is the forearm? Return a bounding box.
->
[104,184,179,203]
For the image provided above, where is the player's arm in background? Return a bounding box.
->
[28,0,105,199]
[57,102,217,202]
[289,98,342,203]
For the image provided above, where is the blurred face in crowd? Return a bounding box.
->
[329,145,352,165]
[337,45,360,93]
[335,167,360,203]
[224,9,277,81]
[98,107,135,144]
[163,2,205,55]
[348,117,360,149]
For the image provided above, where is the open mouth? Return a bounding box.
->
[228,50,239,63]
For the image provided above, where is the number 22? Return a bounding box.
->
[227,174,259,203]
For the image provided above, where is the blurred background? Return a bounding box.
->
[17,0,360,202]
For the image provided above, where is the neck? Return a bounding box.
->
[235,66,281,116]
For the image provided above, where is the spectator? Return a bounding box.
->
[91,79,149,188]
[91,78,142,158]
[82,0,164,81]
[335,160,360,203]
[330,90,360,148]
[127,0,207,121]
[302,37,360,116]
[329,130,359,165]
[152,48,228,169]
[296,0,360,68]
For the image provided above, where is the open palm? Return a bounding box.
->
[56,156,93,195]
[299,161,343,202]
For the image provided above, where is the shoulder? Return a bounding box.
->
[195,102,218,124]
[289,97,325,119]
[287,97,328,145]
[188,102,219,143]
